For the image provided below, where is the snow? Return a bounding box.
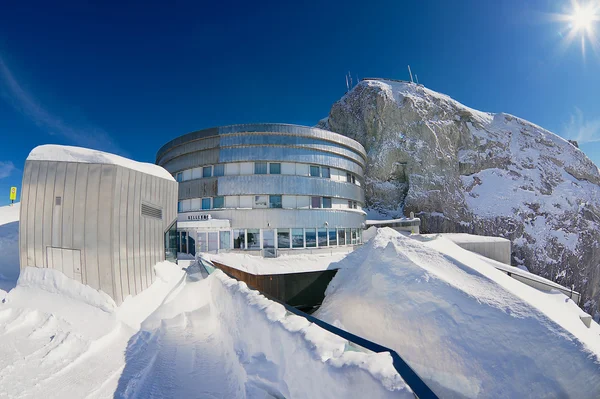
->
[0,203,19,293]
[439,232,510,244]
[316,228,600,398]
[366,218,420,225]
[207,250,351,275]
[28,144,175,181]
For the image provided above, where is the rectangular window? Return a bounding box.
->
[254,195,268,208]
[269,195,282,208]
[311,196,321,208]
[176,172,183,182]
[177,201,183,212]
[352,175,356,184]
[353,201,358,209]
[263,230,275,249]
[201,198,211,210]
[203,166,212,178]
[305,228,317,248]
[277,229,290,249]
[255,162,268,174]
[328,229,337,246]
[208,232,218,252]
[233,229,245,249]
[318,228,328,247]
[181,231,187,253]
[197,232,207,253]
[213,196,224,209]
[346,228,351,245]
[292,228,304,248]
[338,228,346,245]
[322,197,332,208]
[310,165,320,177]
[348,200,353,209]
[269,163,281,174]
[213,164,225,177]
[247,229,260,249]
[351,229,357,245]
[219,231,231,250]
[321,167,330,178]
[189,234,196,255]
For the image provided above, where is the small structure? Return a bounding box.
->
[19,145,178,304]
[441,233,511,265]
[366,217,421,234]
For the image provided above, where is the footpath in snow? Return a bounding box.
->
[316,228,600,398]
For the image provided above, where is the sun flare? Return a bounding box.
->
[571,4,595,31]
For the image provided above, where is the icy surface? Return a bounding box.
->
[28,144,175,181]
[0,203,19,293]
[316,228,600,398]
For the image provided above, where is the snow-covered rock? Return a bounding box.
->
[316,228,600,398]
[0,203,19,292]
[321,79,600,317]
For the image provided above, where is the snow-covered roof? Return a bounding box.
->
[366,218,420,225]
[27,145,175,181]
[439,233,510,244]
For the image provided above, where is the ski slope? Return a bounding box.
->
[316,228,600,398]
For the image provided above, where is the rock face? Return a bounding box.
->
[320,79,600,317]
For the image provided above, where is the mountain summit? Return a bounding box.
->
[320,78,600,317]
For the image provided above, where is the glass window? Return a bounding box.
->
[197,232,207,253]
[164,220,178,263]
[328,229,337,246]
[176,172,183,182]
[318,228,328,247]
[269,163,281,174]
[254,195,268,208]
[305,228,317,248]
[346,228,351,245]
[233,229,245,249]
[353,201,358,209]
[219,231,231,250]
[310,165,320,177]
[277,229,290,249]
[181,231,187,253]
[255,162,268,174]
[352,175,356,184]
[263,230,275,249]
[311,196,321,208]
[203,166,212,178]
[213,164,224,177]
[269,195,282,208]
[322,197,332,208]
[292,228,304,248]
[357,229,362,244]
[202,198,211,210]
[208,232,218,252]
[351,229,357,245]
[346,172,352,183]
[338,228,346,245]
[321,167,330,178]
[213,196,224,209]
[178,201,183,212]
[247,229,260,249]
[189,233,196,256]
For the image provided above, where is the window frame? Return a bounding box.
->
[311,196,321,209]
[321,167,330,178]
[212,196,224,209]
[269,162,281,174]
[201,197,211,210]
[269,195,282,208]
[322,197,332,208]
[202,166,213,178]
[254,162,268,175]
[310,165,320,177]
[213,164,225,177]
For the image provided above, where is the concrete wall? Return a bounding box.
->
[441,234,512,265]
[19,160,178,304]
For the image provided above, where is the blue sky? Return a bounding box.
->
[1,0,599,205]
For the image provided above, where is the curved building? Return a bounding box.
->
[156,123,366,256]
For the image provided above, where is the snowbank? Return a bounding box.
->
[316,228,600,398]
[28,144,174,181]
[0,203,20,289]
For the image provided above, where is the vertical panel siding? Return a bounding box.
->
[132,171,142,294]
[41,162,57,269]
[97,165,115,299]
[126,171,136,295]
[139,173,148,288]
[62,163,78,250]
[84,164,101,288]
[52,162,67,249]
[34,162,48,268]
[112,166,124,304]
[72,164,89,283]
[19,161,32,268]
[119,168,131,298]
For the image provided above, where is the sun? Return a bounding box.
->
[553,1,600,57]
[571,3,596,31]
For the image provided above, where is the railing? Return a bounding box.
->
[195,257,439,399]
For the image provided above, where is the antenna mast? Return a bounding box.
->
[407,65,414,83]
[415,74,419,85]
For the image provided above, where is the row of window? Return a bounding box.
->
[175,162,359,185]
[177,195,361,212]
[177,227,363,254]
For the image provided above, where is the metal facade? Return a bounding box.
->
[19,160,178,304]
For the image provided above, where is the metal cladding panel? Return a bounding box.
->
[196,208,365,230]
[133,171,143,294]
[112,166,124,304]
[34,163,48,269]
[84,164,101,289]
[178,178,218,200]
[97,165,115,299]
[19,162,32,268]
[25,161,40,266]
[41,162,57,269]
[72,164,89,281]
[118,168,131,297]
[52,162,67,249]
[160,148,220,174]
[62,163,78,249]
[216,175,364,202]
[156,136,220,165]
[218,147,364,176]
[156,127,220,161]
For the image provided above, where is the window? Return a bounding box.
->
[338,228,346,245]
[318,228,328,247]
[346,228,351,245]
[263,230,275,249]
[348,200,357,209]
[219,231,231,250]
[208,232,218,252]
[346,172,352,183]
[305,228,317,247]
[247,229,260,249]
[311,196,321,208]
[351,229,357,245]
[176,172,183,182]
[322,197,332,208]
[310,165,320,177]
[164,220,178,263]
[213,164,225,177]
[203,166,212,178]
[197,232,207,253]
[255,162,268,174]
[354,201,358,209]
[233,229,245,249]
[321,167,330,178]
[269,163,281,174]
[277,229,290,248]
[254,195,268,208]
[177,201,183,212]
[181,231,187,253]
[269,195,282,208]
[213,196,224,209]
[352,175,356,184]
[328,229,337,246]
[201,198,211,210]
[189,234,196,256]
[292,228,304,248]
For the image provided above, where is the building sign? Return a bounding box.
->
[9,187,17,202]
[186,213,212,221]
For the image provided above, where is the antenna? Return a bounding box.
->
[407,65,414,83]
[348,71,353,88]
[345,73,350,92]
[415,74,419,85]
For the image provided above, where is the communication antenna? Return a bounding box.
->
[407,65,414,83]
[348,71,353,88]
[345,73,350,92]
[415,74,419,85]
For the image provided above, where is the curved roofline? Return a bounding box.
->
[156,123,366,163]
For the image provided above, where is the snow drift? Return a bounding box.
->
[316,227,600,398]
[0,203,19,294]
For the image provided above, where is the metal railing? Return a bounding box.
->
[195,257,439,399]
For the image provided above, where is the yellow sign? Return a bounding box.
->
[9,187,17,201]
